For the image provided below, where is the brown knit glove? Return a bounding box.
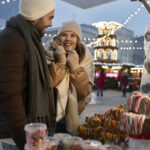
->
[54,46,66,65]
[66,50,79,72]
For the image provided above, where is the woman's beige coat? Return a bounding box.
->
[46,45,95,134]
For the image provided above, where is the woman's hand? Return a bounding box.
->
[54,46,66,65]
[52,37,62,49]
[66,50,79,71]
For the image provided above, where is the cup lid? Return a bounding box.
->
[24,123,47,132]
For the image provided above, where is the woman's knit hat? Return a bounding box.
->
[58,21,82,40]
[19,0,56,21]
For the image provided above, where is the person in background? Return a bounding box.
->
[120,72,129,97]
[116,71,121,90]
[0,0,56,149]
[128,72,133,92]
[45,21,95,135]
[97,69,106,97]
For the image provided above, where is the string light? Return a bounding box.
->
[43,33,144,49]
[2,1,5,4]
[86,1,149,48]
[85,37,144,46]
[42,1,146,51]
[1,0,16,5]
[120,47,144,50]
[41,1,146,52]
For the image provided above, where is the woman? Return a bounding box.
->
[120,72,129,97]
[45,21,95,135]
[97,69,106,97]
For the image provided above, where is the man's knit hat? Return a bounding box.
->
[58,21,82,40]
[19,0,56,21]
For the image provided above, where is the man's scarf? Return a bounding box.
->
[6,14,56,134]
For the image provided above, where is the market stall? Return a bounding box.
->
[23,92,150,150]
[78,91,150,150]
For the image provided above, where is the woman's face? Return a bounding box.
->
[59,31,78,51]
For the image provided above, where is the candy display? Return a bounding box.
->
[63,136,85,150]
[24,120,129,149]
[24,124,105,150]
[128,137,150,150]
[120,112,146,135]
[105,108,126,121]
[120,91,150,137]
[127,91,150,116]
[85,116,104,127]
[84,139,102,150]
[24,123,47,149]
[53,133,71,142]
[45,137,58,150]
[102,144,121,150]
[78,104,127,143]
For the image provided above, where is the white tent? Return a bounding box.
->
[61,0,117,9]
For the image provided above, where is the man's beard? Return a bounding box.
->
[34,21,45,37]
[38,29,45,38]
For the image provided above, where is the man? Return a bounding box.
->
[0,0,56,149]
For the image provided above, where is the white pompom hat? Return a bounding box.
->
[58,21,82,40]
[19,0,56,21]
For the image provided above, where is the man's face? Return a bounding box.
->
[33,10,55,37]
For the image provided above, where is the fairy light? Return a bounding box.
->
[86,1,149,48]
[0,0,17,5]
[86,36,144,48]
[2,1,5,4]
[120,46,144,50]
[0,0,145,51]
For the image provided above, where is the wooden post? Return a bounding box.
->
[131,0,150,13]
[140,0,150,14]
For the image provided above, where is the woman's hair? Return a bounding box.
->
[75,37,85,63]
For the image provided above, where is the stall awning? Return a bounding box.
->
[61,0,117,9]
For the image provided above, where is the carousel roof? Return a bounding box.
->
[61,0,117,9]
